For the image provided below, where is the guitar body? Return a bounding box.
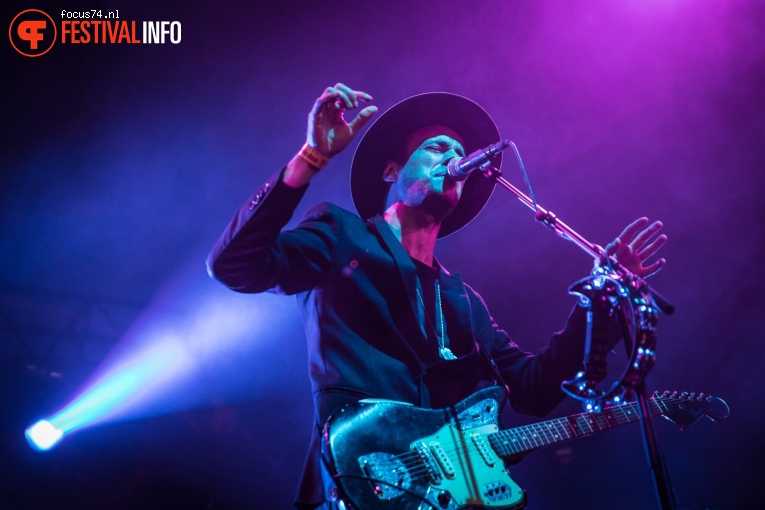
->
[324,386,526,510]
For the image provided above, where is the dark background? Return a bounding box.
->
[2,0,763,508]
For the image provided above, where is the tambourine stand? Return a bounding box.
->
[481,165,677,510]
[636,382,677,509]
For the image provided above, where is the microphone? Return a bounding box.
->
[446,139,510,181]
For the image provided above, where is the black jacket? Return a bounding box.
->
[207,170,590,508]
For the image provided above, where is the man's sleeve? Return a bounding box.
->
[467,286,591,417]
[489,307,590,417]
[206,169,340,295]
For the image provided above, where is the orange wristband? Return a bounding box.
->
[298,143,330,170]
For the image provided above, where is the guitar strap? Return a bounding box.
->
[471,332,512,403]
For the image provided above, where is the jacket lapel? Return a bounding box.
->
[370,215,477,347]
[369,215,426,340]
[436,267,474,347]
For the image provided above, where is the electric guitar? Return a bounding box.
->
[324,385,729,510]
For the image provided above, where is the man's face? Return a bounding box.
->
[386,125,466,219]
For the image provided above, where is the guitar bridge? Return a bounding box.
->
[413,442,443,485]
[357,452,411,500]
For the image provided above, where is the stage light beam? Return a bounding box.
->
[24,273,297,452]
[24,342,187,450]
[25,420,64,451]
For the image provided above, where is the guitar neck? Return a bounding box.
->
[490,398,664,459]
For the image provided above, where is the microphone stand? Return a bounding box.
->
[480,163,677,510]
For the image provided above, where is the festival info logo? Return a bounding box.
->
[10,9,57,57]
[10,10,181,57]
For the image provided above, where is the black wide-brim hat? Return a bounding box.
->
[351,92,502,238]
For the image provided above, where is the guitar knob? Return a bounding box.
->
[437,490,451,508]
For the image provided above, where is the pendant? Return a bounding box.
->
[439,346,457,360]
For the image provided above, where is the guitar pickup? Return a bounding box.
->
[470,432,495,467]
[429,441,456,479]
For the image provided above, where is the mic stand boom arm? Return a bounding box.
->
[481,165,674,315]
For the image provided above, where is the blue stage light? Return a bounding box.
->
[25,343,184,450]
[24,282,296,452]
[25,420,64,451]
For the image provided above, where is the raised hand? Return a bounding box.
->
[604,217,667,278]
[307,83,377,157]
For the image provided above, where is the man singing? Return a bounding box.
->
[207,83,666,509]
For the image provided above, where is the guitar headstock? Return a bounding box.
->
[653,390,730,430]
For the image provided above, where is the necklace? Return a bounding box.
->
[417,280,457,360]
